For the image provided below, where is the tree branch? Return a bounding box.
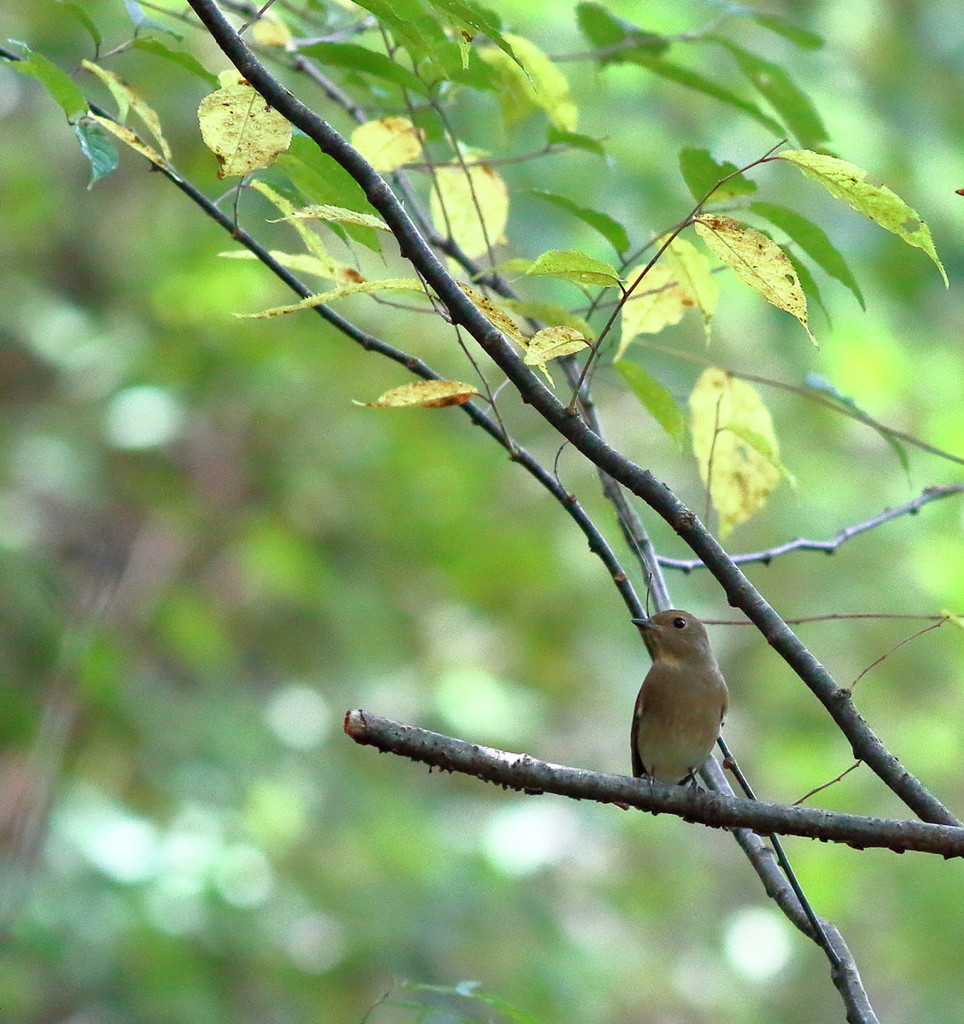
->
[344,710,964,858]
[658,485,964,571]
[702,753,877,1024]
[184,0,959,829]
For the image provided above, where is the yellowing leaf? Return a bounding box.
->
[525,249,622,287]
[235,278,424,318]
[355,380,479,408]
[458,284,528,347]
[350,117,423,173]
[82,60,172,160]
[662,235,718,336]
[430,164,509,259]
[524,326,589,367]
[479,33,577,132]
[617,237,718,356]
[689,367,784,537]
[251,11,294,49]
[778,149,947,285]
[270,204,390,231]
[498,299,595,341]
[248,180,342,277]
[218,249,364,284]
[87,113,166,169]
[694,215,814,343]
[198,79,292,177]
[617,264,690,358]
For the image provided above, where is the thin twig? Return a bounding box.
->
[658,486,964,571]
[851,617,948,690]
[794,762,863,806]
[704,612,955,625]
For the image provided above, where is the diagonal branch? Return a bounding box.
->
[659,485,964,571]
[184,0,959,830]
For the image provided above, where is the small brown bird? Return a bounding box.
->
[630,610,728,785]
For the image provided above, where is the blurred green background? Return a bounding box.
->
[1,1,963,1022]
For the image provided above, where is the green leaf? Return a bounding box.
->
[546,127,606,158]
[529,189,629,254]
[132,38,218,86]
[678,147,757,202]
[297,42,428,93]
[75,119,119,188]
[424,0,517,67]
[614,360,686,448]
[54,0,102,48]
[750,201,864,309]
[779,149,948,285]
[480,33,577,132]
[350,0,451,74]
[629,55,784,135]
[804,373,910,476]
[9,42,87,121]
[525,249,622,287]
[752,13,824,50]
[575,2,669,59]
[276,136,381,252]
[712,38,828,149]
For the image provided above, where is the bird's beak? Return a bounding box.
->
[632,617,654,630]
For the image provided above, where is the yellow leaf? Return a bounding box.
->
[524,326,589,366]
[689,367,784,537]
[270,204,390,231]
[430,164,509,259]
[694,215,814,344]
[198,79,292,177]
[458,284,528,347]
[779,149,947,286]
[87,113,166,169]
[82,60,172,160]
[350,117,423,173]
[235,278,425,318]
[252,11,294,49]
[218,249,362,284]
[248,180,341,276]
[497,299,595,341]
[480,33,577,132]
[662,235,718,337]
[617,264,690,358]
[355,380,479,408]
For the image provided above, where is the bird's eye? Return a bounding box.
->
[672,616,687,629]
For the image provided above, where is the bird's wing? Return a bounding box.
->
[630,691,645,777]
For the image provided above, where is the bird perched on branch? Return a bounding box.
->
[630,610,728,785]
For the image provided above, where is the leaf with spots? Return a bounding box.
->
[354,380,479,408]
[689,368,786,537]
[778,149,947,286]
[693,215,814,343]
[197,72,291,178]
